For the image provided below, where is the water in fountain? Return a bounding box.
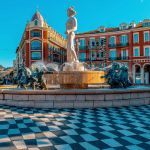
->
[30,62,48,72]
[61,62,86,71]
[46,63,59,72]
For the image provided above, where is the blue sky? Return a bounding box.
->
[0,0,149,67]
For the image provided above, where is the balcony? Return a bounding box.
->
[108,44,116,48]
[108,43,129,48]
[108,56,129,61]
[118,43,129,47]
[79,58,105,62]
[120,56,129,60]
[79,46,88,50]
[31,47,42,50]
[79,46,105,50]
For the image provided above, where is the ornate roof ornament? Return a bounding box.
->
[31,10,44,23]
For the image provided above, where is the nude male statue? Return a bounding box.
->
[66,7,79,63]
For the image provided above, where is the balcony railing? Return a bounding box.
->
[118,43,129,47]
[31,47,42,50]
[108,56,129,61]
[108,43,129,48]
[108,44,116,48]
[79,46,105,50]
[31,33,41,38]
[79,58,105,62]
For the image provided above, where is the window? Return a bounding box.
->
[48,43,51,50]
[31,41,42,50]
[133,33,139,43]
[109,36,116,45]
[79,53,86,61]
[120,24,128,30]
[120,35,128,45]
[79,39,86,49]
[31,52,42,60]
[144,32,149,42]
[142,22,150,27]
[144,47,150,56]
[98,26,105,33]
[31,31,41,37]
[90,38,96,48]
[99,52,104,58]
[34,20,38,26]
[121,49,128,59]
[133,47,140,57]
[109,50,117,60]
[99,37,106,46]
[90,51,96,60]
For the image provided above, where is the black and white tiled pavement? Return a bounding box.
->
[0,105,150,150]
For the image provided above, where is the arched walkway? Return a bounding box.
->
[133,64,141,84]
[144,64,150,84]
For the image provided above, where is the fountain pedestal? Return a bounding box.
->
[45,71,106,89]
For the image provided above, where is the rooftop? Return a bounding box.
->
[76,19,150,35]
[31,10,44,23]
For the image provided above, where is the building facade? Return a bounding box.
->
[16,11,67,70]
[75,20,150,85]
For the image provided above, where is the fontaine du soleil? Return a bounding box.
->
[45,7,105,89]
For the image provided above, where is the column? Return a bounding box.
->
[141,65,144,84]
[132,65,135,84]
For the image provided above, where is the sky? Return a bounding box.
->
[0,0,149,67]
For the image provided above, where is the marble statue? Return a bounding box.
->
[66,7,78,63]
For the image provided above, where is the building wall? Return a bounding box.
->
[16,12,67,70]
[76,26,150,84]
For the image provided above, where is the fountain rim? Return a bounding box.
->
[0,87,150,95]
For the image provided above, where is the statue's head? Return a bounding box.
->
[67,6,76,17]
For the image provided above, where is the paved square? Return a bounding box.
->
[0,105,150,149]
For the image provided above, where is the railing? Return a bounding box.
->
[79,43,129,50]
[79,46,105,50]
[31,34,41,38]
[108,56,129,61]
[108,44,116,48]
[120,56,129,60]
[79,46,88,50]
[48,47,66,56]
[79,58,105,62]
[108,43,129,48]
[31,47,42,50]
[118,43,129,47]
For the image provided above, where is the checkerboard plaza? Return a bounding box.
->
[0,105,149,149]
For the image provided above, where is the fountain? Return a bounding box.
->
[44,7,105,89]
[0,7,149,109]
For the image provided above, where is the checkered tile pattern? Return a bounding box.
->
[0,105,150,150]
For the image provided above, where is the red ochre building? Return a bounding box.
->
[75,20,150,85]
[16,10,67,70]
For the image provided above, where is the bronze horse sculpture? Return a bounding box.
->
[17,65,47,90]
[104,62,132,88]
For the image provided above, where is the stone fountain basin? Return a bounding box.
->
[44,71,106,89]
